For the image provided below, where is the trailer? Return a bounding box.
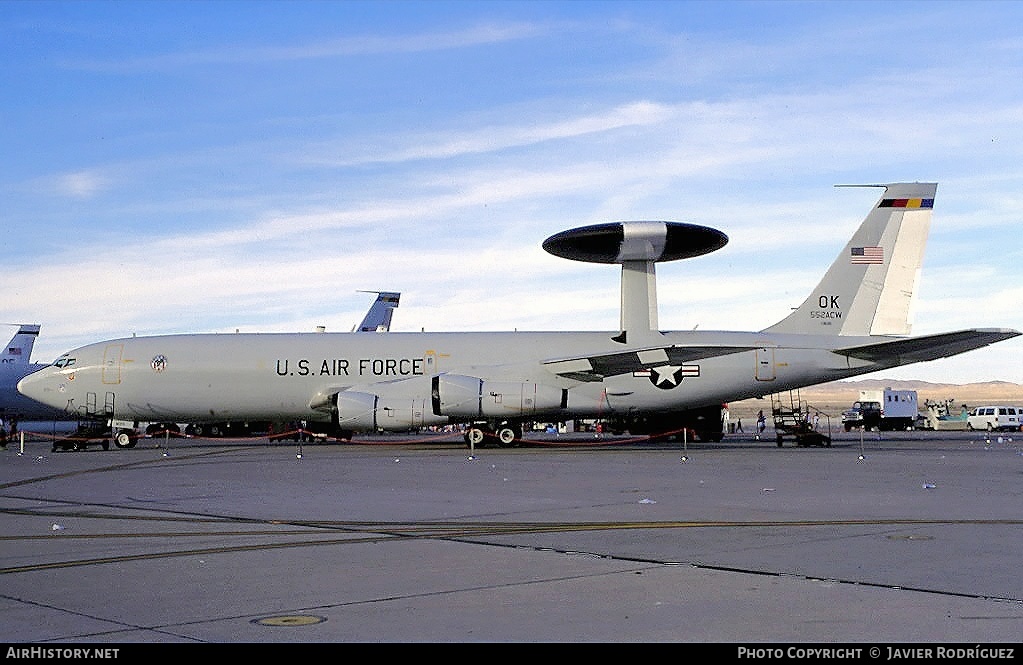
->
[770,391,831,447]
[50,419,139,452]
[50,421,111,452]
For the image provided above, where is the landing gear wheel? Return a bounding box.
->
[466,428,486,448]
[496,427,517,447]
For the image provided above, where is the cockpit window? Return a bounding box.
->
[53,356,76,368]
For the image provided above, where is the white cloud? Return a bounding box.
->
[69,21,553,71]
[302,100,676,167]
[53,170,108,198]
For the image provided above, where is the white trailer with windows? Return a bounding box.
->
[843,388,918,431]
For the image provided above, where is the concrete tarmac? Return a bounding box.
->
[1,428,1022,643]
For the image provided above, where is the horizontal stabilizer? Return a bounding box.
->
[544,345,757,382]
[834,328,1020,364]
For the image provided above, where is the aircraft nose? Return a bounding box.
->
[17,367,59,407]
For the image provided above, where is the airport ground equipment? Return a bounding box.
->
[49,421,121,452]
[918,399,968,430]
[771,390,831,447]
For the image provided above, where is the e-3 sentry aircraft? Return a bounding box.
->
[17,183,1020,446]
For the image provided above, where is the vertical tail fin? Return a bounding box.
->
[1,324,41,363]
[354,291,400,333]
[763,182,936,336]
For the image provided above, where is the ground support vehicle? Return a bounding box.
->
[771,391,831,447]
[842,400,882,431]
[50,420,138,452]
[918,399,968,431]
[842,388,918,431]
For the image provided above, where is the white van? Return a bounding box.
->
[966,406,1022,431]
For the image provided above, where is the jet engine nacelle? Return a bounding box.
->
[335,391,447,431]
[432,374,567,418]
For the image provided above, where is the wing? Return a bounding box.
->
[834,328,1020,364]
[543,345,757,382]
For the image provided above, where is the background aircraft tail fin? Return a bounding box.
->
[762,182,936,336]
[354,291,400,333]
[1,324,41,364]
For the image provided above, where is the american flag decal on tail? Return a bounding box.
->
[850,246,883,264]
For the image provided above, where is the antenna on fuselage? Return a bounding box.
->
[542,221,728,344]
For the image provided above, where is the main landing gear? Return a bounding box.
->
[464,423,522,448]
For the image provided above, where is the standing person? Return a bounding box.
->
[756,410,766,439]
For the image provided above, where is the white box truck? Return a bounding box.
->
[842,388,918,431]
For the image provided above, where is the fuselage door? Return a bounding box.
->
[102,344,124,385]
[755,347,776,381]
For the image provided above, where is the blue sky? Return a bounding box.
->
[2,0,1021,384]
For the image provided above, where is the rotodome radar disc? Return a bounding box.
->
[542,221,728,264]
